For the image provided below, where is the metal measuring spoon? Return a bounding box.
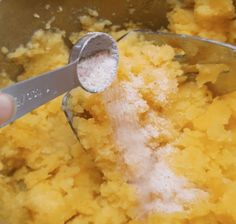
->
[62,30,236,138]
[0,32,119,128]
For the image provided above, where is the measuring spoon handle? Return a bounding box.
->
[0,62,79,128]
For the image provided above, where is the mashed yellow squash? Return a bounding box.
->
[0,0,236,223]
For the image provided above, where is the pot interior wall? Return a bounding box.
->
[0,0,167,80]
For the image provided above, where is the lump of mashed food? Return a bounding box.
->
[0,0,236,224]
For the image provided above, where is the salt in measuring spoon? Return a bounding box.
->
[0,32,119,128]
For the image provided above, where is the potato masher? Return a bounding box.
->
[62,30,236,138]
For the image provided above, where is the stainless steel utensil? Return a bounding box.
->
[0,32,118,128]
[62,31,236,137]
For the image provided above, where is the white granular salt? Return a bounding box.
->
[77,51,117,92]
[102,74,208,215]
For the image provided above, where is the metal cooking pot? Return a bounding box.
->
[0,0,167,79]
[0,0,167,49]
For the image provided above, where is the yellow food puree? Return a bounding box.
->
[1,0,236,223]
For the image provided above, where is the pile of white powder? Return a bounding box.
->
[77,51,117,93]
[76,45,208,214]
[102,74,208,214]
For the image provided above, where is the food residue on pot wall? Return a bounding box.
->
[0,0,236,223]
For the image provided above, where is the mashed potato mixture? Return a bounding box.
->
[1,0,236,223]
